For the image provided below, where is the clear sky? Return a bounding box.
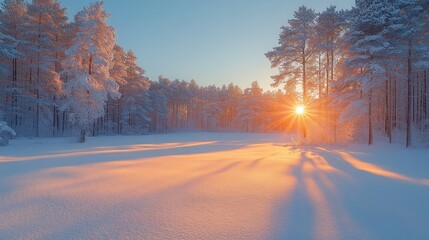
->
[60,0,355,91]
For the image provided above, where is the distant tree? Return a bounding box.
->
[120,50,151,134]
[225,83,242,129]
[105,44,128,134]
[202,85,222,131]
[237,81,263,132]
[150,77,171,132]
[187,79,200,129]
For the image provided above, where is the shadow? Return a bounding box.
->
[271,151,314,239]
[270,145,429,240]
[271,150,355,240]
[2,135,429,239]
[245,152,280,169]
[316,147,429,186]
[0,136,293,239]
[0,137,266,196]
[0,140,253,178]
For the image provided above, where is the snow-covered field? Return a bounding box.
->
[1,132,429,240]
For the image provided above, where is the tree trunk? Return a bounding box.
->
[302,47,306,104]
[326,49,330,97]
[406,42,412,148]
[389,77,393,144]
[424,70,427,130]
[35,12,42,138]
[368,88,373,145]
[385,79,391,142]
[12,58,18,128]
[79,129,86,143]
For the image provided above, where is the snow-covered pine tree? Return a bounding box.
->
[388,0,429,147]
[187,79,200,129]
[237,81,263,132]
[0,32,20,125]
[315,5,345,97]
[119,50,151,134]
[107,44,128,134]
[63,1,120,143]
[266,6,317,104]
[342,0,398,145]
[149,78,170,132]
[202,85,222,131]
[26,0,67,137]
[0,32,19,74]
[0,0,28,133]
[225,83,242,130]
[168,79,191,129]
[314,5,347,142]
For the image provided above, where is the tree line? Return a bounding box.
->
[0,0,298,142]
[1,0,428,146]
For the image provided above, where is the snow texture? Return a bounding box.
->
[0,133,428,239]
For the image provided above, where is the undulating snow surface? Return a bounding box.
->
[1,133,429,240]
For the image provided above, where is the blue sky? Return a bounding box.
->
[60,0,354,91]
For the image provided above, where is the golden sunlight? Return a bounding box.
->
[296,105,305,115]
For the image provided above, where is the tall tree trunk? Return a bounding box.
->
[389,77,393,143]
[330,49,334,93]
[385,79,390,140]
[326,49,330,97]
[393,77,397,129]
[36,65,40,137]
[35,13,43,137]
[52,105,56,136]
[318,53,322,99]
[368,88,373,145]
[302,47,306,104]
[424,70,427,130]
[406,41,412,148]
[12,58,18,128]
[62,110,65,135]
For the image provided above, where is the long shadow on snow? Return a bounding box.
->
[271,145,429,240]
[0,138,258,193]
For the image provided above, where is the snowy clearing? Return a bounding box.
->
[1,132,429,240]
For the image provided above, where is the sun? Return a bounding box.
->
[296,105,305,115]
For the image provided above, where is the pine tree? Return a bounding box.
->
[119,50,151,134]
[0,0,27,132]
[63,1,119,143]
[237,81,263,132]
[344,0,398,145]
[389,0,429,147]
[106,44,128,134]
[26,0,67,136]
[315,5,345,97]
[266,6,317,104]
[187,79,200,129]
[150,78,170,132]
[202,85,222,131]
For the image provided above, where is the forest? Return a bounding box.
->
[0,0,428,146]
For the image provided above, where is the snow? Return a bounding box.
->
[0,121,16,146]
[1,132,429,240]
[0,121,15,135]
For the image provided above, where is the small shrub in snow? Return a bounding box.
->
[0,121,16,146]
